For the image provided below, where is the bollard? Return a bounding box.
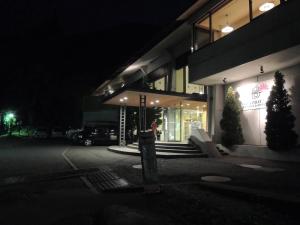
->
[139,131,160,193]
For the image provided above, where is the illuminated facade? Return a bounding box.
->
[94,0,299,145]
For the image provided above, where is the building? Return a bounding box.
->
[94,0,299,146]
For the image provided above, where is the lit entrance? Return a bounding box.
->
[160,101,207,142]
[103,90,207,144]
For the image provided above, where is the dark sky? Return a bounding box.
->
[0,0,196,126]
[1,0,195,35]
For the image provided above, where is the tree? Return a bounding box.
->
[220,86,244,147]
[265,71,298,150]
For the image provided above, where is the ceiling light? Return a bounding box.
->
[221,25,234,33]
[123,97,128,100]
[150,101,154,105]
[187,103,190,106]
[222,14,234,33]
[120,99,124,102]
[259,2,275,12]
[108,89,114,94]
[155,100,160,103]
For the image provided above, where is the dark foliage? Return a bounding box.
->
[265,71,298,150]
[220,87,244,147]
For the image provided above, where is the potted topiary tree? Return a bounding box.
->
[220,86,244,147]
[265,71,298,150]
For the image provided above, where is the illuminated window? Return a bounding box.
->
[252,0,280,19]
[193,16,210,51]
[154,76,166,91]
[185,67,205,94]
[193,0,283,46]
[212,0,251,41]
[175,68,184,93]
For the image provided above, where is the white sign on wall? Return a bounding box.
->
[236,80,273,111]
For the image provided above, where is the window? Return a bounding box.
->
[193,0,283,45]
[212,0,251,41]
[252,0,280,19]
[175,68,184,93]
[153,76,166,91]
[185,67,205,94]
[194,16,210,51]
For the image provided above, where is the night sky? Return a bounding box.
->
[0,0,196,127]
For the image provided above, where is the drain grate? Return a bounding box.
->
[87,170,130,191]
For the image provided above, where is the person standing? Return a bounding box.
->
[151,119,158,141]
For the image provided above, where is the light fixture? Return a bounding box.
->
[221,25,234,33]
[108,89,114,94]
[155,100,160,103]
[120,98,124,102]
[187,103,190,106]
[221,14,234,33]
[259,2,275,12]
[150,101,154,105]
[123,97,128,100]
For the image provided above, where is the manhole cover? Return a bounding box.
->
[239,164,262,169]
[201,176,231,183]
[239,164,285,172]
[132,164,142,169]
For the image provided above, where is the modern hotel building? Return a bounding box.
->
[93,0,299,146]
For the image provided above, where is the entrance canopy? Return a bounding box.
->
[103,90,206,109]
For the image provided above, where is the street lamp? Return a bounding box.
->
[4,112,16,136]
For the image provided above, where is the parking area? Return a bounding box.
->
[0,137,300,225]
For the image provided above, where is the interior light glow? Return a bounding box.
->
[259,2,275,12]
[155,100,160,103]
[221,25,234,33]
[120,99,124,102]
[150,101,154,105]
[123,97,128,100]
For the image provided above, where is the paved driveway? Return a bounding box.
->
[0,137,299,225]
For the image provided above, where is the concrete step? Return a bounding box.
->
[107,146,208,159]
[131,142,197,150]
[127,144,199,153]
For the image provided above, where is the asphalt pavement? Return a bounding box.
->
[0,136,300,225]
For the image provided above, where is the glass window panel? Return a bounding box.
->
[194,17,210,50]
[154,76,165,91]
[252,0,280,19]
[175,69,184,93]
[212,0,251,41]
[185,66,205,94]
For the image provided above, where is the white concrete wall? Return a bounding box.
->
[228,63,300,145]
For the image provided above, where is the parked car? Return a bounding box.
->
[33,128,49,138]
[66,128,82,140]
[51,127,65,138]
[75,126,118,146]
